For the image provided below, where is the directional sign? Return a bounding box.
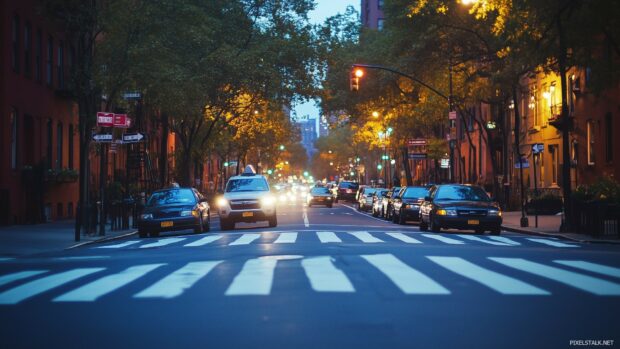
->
[122,133,144,143]
[514,158,530,169]
[407,139,427,146]
[449,111,457,120]
[532,143,544,154]
[122,91,142,100]
[440,158,450,169]
[408,153,428,159]
[97,112,114,127]
[92,133,113,142]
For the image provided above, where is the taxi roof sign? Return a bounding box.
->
[242,165,257,176]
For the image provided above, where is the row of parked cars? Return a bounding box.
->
[354,183,503,235]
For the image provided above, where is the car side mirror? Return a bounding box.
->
[424,196,431,201]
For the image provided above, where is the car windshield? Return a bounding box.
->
[311,187,330,194]
[147,189,196,207]
[391,188,401,197]
[226,178,269,192]
[339,182,359,189]
[435,185,490,201]
[364,188,377,195]
[402,187,428,199]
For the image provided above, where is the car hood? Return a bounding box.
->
[142,204,195,214]
[224,191,271,200]
[435,200,498,209]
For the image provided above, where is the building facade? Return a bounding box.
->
[1,0,79,224]
[361,0,385,30]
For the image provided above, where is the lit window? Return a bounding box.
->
[377,18,385,31]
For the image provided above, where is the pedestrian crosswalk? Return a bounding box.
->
[91,231,582,250]
[1,255,618,304]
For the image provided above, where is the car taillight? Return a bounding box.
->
[346,189,352,193]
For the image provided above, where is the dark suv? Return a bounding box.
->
[335,181,359,203]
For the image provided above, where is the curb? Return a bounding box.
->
[66,231,138,250]
[502,225,620,245]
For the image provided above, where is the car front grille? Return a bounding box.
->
[230,201,260,210]
[154,211,181,218]
[457,209,488,217]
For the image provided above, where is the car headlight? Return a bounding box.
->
[405,204,420,209]
[279,194,288,202]
[437,209,457,216]
[261,195,276,206]
[216,197,228,208]
[140,213,153,220]
[180,210,199,217]
[489,209,502,216]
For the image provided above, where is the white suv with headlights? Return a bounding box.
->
[216,165,277,230]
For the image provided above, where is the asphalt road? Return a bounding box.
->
[1,199,619,349]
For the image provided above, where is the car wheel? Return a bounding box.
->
[194,216,204,234]
[419,218,429,231]
[221,218,233,231]
[490,228,501,235]
[268,215,277,228]
[138,230,148,238]
[430,216,441,233]
[357,203,361,211]
[149,230,160,238]
[398,210,406,225]
[392,210,399,223]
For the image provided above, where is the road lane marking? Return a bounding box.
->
[317,231,342,243]
[554,260,620,279]
[487,236,521,245]
[140,237,186,249]
[0,257,15,262]
[386,232,422,244]
[95,240,141,249]
[225,258,277,296]
[456,235,512,246]
[134,261,222,299]
[348,231,384,243]
[274,232,297,244]
[361,254,450,295]
[303,208,310,227]
[526,238,578,248]
[0,268,104,305]
[301,256,355,292]
[54,264,164,302]
[0,270,48,288]
[428,256,549,295]
[184,235,222,247]
[229,233,262,246]
[489,258,620,296]
[421,234,465,245]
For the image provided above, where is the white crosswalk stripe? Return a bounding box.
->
[421,234,465,245]
[0,270,47,288]
[348,231,384,243]
[526,238,578,248]
[428,256,549,295]
[316,231,341,243]
[95,240,141,249]
[0,268,105,305]
[140,238,186,249]
[554,260,620,279]
[184,235,222,247]
[456,235,512,246]
[54,264,164,302]
[274,232,298,244]
[225,258,277,296]
[386,232,422,244]
[301,256,354,292]
[229,233,261,246]
[489,258,620,296]
[361,254,450,294]
[134,261,222,299]
[487,236,521,245]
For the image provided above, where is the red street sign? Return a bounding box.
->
[407,138,427,146]
[97,112,114,127]
[449,111,457,120]
[113,114,132,128]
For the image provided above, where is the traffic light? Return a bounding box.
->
[377,164,383,170]
[350,68,363,91]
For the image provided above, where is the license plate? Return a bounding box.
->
[468,219,480,225]
[160,221,173,228]
[242,212,254,217]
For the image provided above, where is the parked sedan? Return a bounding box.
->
[372,189,389,217]
[419,184,502,235]
[335,181,359,203]
[358,187,384,211]
[382,186,401,220]
[138,188,210,238]
[392,186,429,224]
[307,187,334,208]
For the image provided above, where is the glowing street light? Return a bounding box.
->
[372,111,379,118]
[279,144,285,151]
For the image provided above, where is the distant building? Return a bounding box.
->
[297,118,318,159]
[361,0,385,30]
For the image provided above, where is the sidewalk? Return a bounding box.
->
[0,220,136,257]
[501,211,620,244]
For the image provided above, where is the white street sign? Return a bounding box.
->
[92,133,113,142]
[532,143,544,154]
[122,133,144,143]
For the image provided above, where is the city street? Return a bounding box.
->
[1,201,619,349]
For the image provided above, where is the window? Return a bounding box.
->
[57,123,63,169]
[46,36,53,85]
[57,40,64,88]
[10,109,18,169]
[378,0,384,10]
[605,113,613,163]
[530,87,539,127]
[68,124,74,169]
[35,29,42,82]
[377,18,385,31]
[12,15,20,72]
[46,119,53,168]
[550,145,558,185]
[587,120,595,165]
[24,22,31,76]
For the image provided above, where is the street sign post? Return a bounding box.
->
[448,111,457,120]
[96,112,114,127]
[532,143,544,154]
[122,133,144,143]
[92,133,113,142]
[514,158,530,169]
